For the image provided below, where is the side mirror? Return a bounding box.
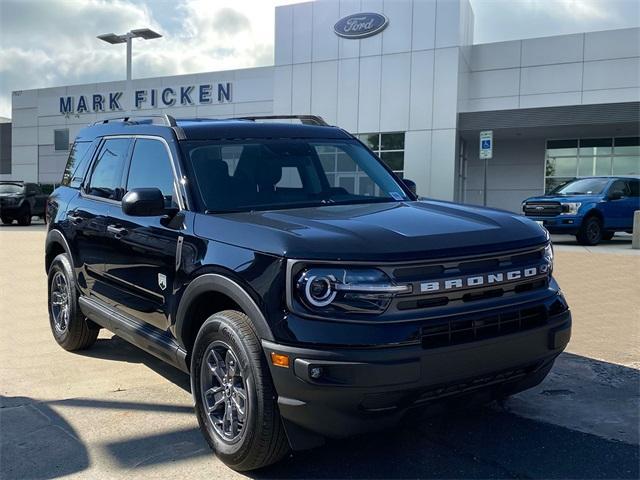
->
[403,178,417,196]
[122,188,166,216]
[608,190,624,201]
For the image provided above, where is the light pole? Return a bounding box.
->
[97,28,162,81]
[97,29,162,113]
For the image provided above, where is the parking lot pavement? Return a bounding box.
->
[1,225,638,479]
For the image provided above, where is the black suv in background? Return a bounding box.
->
[0,181,47,225]
[45,115,571,471]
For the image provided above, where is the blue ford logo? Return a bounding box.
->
[334,12,388,39]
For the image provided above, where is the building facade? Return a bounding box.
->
[7,0,640,212]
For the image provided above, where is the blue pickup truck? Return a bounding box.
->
[522,176,640,245]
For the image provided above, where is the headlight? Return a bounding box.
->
[295,267,411,315]
[543,243,554,274]
[560,202,581,215]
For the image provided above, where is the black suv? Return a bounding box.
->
[46,115,571,471]
[0,181,47,225]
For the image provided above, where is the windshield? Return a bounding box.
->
[0,184,24,194]
[551,178,610,195]
[182,139,411,213]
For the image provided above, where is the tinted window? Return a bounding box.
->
[609,180,630,196]
[87,138,130,200]
[184,139,409,213]
[628,179,640,197]
[126,139,177,207]
[26,184,41,194]
[62,141,93,188]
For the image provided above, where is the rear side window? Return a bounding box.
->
[86,138,131,200]
[627,179,639,197]
[126,138,178,207]
[61,141,93,188]
[609,179,630,197]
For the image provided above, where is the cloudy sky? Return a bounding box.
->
[1,0,639,118]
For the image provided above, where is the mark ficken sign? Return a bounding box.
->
[59,81,232,115]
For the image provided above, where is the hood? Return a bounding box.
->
[194,200,548,262]
[525,194,602,203]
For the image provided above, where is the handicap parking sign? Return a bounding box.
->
[480,131,493,159]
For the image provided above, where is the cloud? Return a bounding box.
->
[470,0,638,44]
[0,0,302,118]
[1,0,639,118]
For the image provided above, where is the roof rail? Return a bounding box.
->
[92,114,177,127]
[236,115,329,126]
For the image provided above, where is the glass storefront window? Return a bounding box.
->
[612,156,640,175]
[545,137,639,192]
[358,132,405,177]
[547,157,577,177]
[595,157,612,176]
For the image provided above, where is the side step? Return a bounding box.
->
[79,296,189,373]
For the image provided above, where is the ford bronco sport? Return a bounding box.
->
[46,115,571,471]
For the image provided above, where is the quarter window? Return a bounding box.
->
[126,139,177,207]
[86,138,130,200]
[61,141,93,188]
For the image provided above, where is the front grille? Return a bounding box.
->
[421,305,548,349]
[388,246,549,313]
[524,202,562,216]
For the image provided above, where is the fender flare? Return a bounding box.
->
[45,228,74,273]
[174,273,275,350]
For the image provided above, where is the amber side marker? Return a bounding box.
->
[270,352,290,368]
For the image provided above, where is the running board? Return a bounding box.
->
[79,296,189,373]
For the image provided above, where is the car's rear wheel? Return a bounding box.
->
[191,310,289,471]
[576,215,602,245]
[47,253,99,351]
[1,216,13,225]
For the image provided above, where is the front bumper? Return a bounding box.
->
[525,215,582,233]
[0,202,25,216]
[264,309,571,449]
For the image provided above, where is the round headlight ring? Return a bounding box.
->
[304,275,337,307]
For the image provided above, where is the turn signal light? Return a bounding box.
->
[270,352,290,368]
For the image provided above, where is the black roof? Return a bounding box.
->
[76,117,352,142]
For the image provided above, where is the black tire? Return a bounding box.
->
[602,231,615,241]
[17,207,31,226]
[576,215,603,245]
[1,216,13,225]
[47,253,99,351]
[191,310,289,471]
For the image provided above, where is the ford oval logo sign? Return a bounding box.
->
[334,12,388,39]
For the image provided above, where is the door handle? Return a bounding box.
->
[107,225,128,239]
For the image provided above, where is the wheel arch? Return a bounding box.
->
[581,208,604,225]
[174,273,275,356]
[45,229,73,274]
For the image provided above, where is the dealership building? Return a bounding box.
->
[7,0,640,212]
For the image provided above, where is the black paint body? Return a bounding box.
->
[45,118,571,449]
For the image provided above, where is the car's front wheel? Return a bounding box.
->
[47,253,99,350]
[191,310,289,471]
[1,216,13,225]
[576,215,603,245]
[17,207,31,226]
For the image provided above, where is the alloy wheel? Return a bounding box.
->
[587,220,601,243]
[51,271,70,334]
[200,341,249,443]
